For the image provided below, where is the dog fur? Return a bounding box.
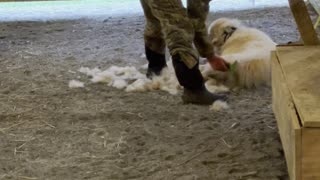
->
[202,18,276,88]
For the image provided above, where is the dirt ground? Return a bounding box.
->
[0,6,319,180]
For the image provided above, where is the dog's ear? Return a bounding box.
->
[223,26,237,35]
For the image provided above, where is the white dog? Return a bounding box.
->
[201,18,276,88]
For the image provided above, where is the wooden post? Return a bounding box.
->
[289,0,319,45]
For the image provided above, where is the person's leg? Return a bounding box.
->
[140,0,167,78]
[150,0,198,69]
[150,0,227,104]
[187,0,214,58]
[171,54,226,104]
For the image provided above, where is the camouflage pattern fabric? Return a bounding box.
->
[140,0,214,69]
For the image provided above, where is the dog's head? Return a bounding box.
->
[208,18,242,48]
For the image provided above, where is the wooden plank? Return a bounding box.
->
[309,0,320,15]
[302,128,320,180]
[276,46,320,127]
[295,114,302,180]
[288,0,319,45]
[277,42,303,47]
[272,52,302,180]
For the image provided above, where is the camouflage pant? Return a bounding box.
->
[140,0,214,69]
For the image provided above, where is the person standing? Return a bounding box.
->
[140,0,229,104]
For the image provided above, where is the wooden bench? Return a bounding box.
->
[272,0,320,180]
[309,0,320,29]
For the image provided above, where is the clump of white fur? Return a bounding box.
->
[112,79,128,89]
[125,78,152,92]
[205,18,277,88]
[205,78,230,93]
[78,60,230,96]
[210,100,229,111]
[79,67,101,77]
[78,61,185,95]
[68,80,85,88]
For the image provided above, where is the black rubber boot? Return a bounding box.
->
[172,54,227,105]
[145,46,167,78]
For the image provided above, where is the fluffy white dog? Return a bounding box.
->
[201,18,276,88]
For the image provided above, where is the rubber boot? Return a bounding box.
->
[145,46,167,78]
[172,54,227,105]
